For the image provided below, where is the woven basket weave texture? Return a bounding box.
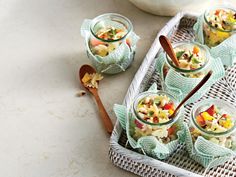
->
[109,13,236,177]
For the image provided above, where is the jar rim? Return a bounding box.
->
[90,13,133,42]
[191,99,236,137]
[165,41,210,73]
[203,5,236,33]
[132,91,180,127]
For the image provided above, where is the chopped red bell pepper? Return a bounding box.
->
[135,119,143,129]
[163,103,174,110]
[205,105,215,116]
[215,9,221,16]
[153,117,159,123]
[222,114,228,118]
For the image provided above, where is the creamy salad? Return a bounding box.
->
[204,8,236,47]
[174,45,206,71]
[89,26,131,57]
[191,104,236,149]
[132,94,179,144]
[166,44,208,78]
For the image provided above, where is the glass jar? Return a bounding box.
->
[86,13,135,74]
[189,99,236,150]
[203,6,236,48]
[165,41,210,78]
[128,91,181,144]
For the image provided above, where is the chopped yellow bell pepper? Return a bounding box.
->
[219,118,233,129]
[201,112,214,121]
[168,109,174,116]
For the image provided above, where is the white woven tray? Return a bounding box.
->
[109,12,236,177]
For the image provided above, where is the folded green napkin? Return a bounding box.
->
[81,19,139,74]
[193,15,236,66]
[113,83,186,160]
[156,52,225,104]
[184,123,236,169]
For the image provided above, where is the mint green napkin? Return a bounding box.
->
[156,52,225,104]
[193,15,236,66]
[81,19,139,74]
[184,123,236,169]
[113,83,186,160]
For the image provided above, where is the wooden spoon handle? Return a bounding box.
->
[92,90,113,134]
[174,70,213,115]
[159,35,180,67]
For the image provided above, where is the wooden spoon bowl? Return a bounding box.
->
[159,35,180,67]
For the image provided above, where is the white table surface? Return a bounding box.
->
[0,0,235,177]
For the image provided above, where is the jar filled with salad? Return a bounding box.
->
[88,13,133,57]
[203,6,236,47]
[190,99,236,150]
[129,91,181,144]
[165,42,210,78]
[81,13,138,74]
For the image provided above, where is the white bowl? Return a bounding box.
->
[129,0,212,16]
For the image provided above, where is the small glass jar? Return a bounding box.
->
[165,41,210,78]
[203,6,236,48]
[128,91,181,144]
[189,99,236,150]
[86,13,134,74]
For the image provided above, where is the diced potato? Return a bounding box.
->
[191,63,201,69]
[179,60,190,69]
[107,42,119,52]
[93,44,108,57]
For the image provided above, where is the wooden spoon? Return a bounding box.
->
[169,70,213,119]
[79,64,113,134]
[159,35,180,67]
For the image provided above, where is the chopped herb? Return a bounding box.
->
[189,54,193,59]
[188,51,193,62]
[148,111,154,116]
[191,57,202,64]
[154,98,160,106]
[176,51,185,59]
